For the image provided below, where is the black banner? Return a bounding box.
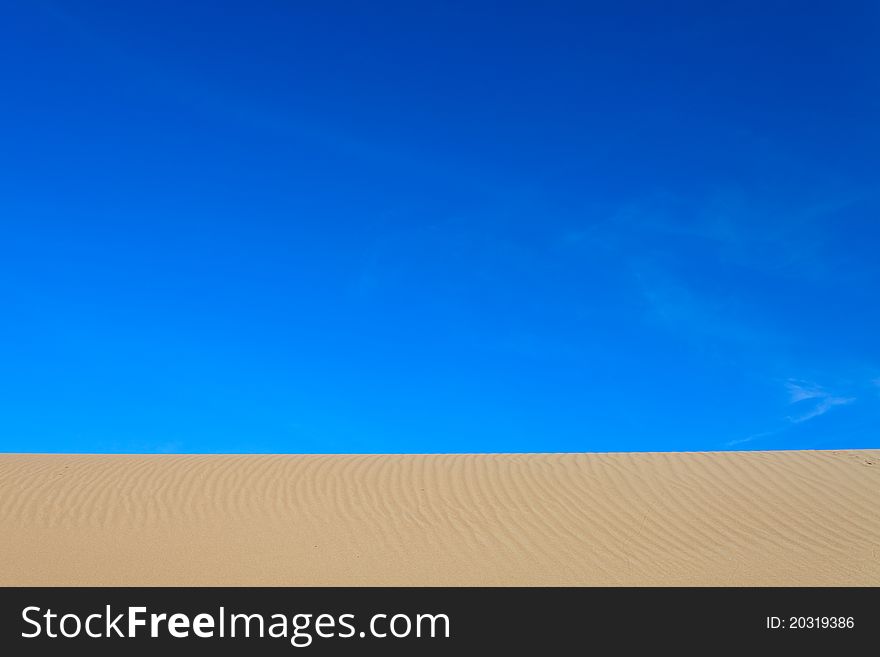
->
[1,587,874,654]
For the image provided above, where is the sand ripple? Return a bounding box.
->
[0,451,877,585]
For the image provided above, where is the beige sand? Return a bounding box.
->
[0,450,877,586]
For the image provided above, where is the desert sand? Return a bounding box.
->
[0,450,877,586]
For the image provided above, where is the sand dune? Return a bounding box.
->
[0,450,877,585]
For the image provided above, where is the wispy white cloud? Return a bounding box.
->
[726,379,858,448]
[724,430,777,448]
[785,379,854,424]
[786,380,827,403]
[788,395,854,424]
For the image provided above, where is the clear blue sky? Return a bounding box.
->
[2,1,878,453]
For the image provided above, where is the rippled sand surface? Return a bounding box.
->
[1,451,877,585]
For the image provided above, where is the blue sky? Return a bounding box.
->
[1,1,878,453]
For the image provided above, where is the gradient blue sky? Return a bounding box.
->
[2,1,878,453]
